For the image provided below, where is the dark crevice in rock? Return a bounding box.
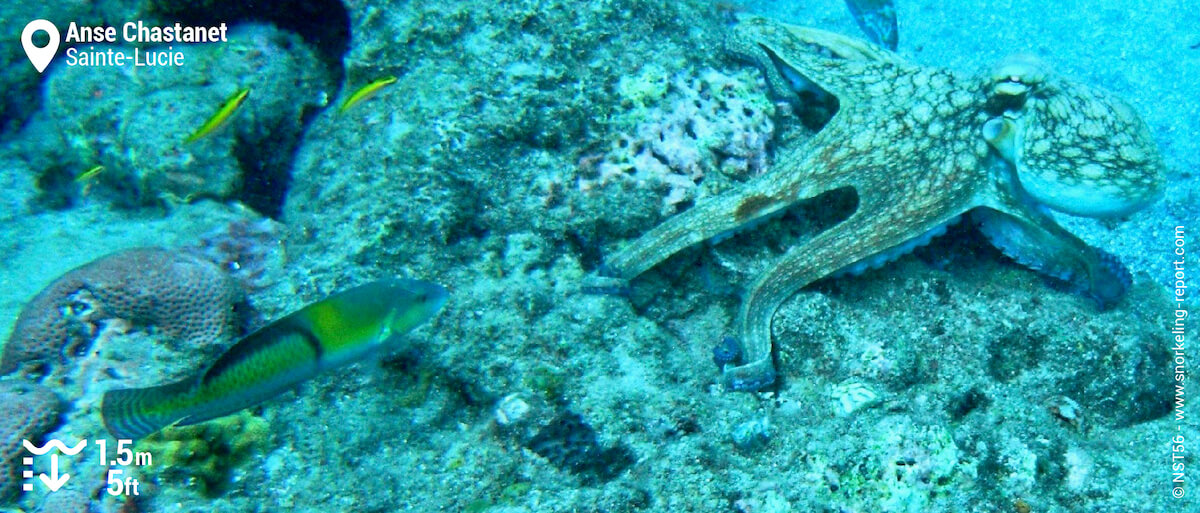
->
[233,131,294,220]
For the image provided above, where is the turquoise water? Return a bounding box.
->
[0,0,1196,512]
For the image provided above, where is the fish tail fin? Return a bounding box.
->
[101,379,197,440]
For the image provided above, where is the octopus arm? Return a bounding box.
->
[972,206,1131,309]
[596,160,851,282]
[726,195,966,390]
[726,16,905,106]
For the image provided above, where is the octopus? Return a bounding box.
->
[588,16,1165,391]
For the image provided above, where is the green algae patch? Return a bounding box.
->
[135,411,270,497]
[524,365,567,403]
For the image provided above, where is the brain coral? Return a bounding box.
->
[0,247,244,379]
[0,382,62,503]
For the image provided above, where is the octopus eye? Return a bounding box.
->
[986,54,1048,114]
[989,55,1047,90]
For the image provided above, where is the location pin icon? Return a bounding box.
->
[22,20,60,73]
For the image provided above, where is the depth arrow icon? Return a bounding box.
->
[39,454,70,491]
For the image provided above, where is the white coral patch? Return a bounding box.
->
[583,68,776,214]
[831,381,879,416]
[494,393,532,426]
[1065,446,1094,491]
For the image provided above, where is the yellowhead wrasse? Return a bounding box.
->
[75,165,104,182]
[101,278,448,440]
[339,76,397,113]
[185,87,250,143]
[75,165,105,196]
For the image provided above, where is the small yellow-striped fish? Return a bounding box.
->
[185,88,250,143]
[339,76,397,113]
[101,278,448,440]
[75,165,104,182]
